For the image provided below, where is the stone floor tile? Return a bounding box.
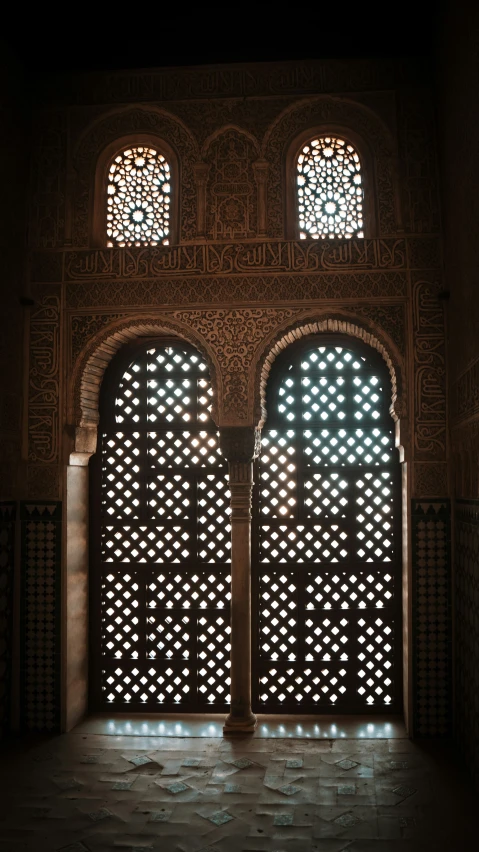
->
[0,732,477,852]
[331,739,389,754]
[271,738,333,754]
[387,739,419,753]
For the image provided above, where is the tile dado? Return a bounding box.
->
[20,501,62,733]
[411,500,451,737]
[0,502,15,738]
[454,499,479,788]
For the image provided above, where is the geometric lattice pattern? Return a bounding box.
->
[296,136,364,240]
[254,343,400,712]
[106,146,171,247]
[412,500,451,736]
[20,502,61,732]
[96,342,230,710]
[0,503,15,737]
[454,499,479,784]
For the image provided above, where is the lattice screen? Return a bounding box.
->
[253,343,401,712]
[95,343,231,710]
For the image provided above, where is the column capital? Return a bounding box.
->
[193,161,211,186]
[228,462,253,521]
[219,426,261,464]
[252,159,270,185]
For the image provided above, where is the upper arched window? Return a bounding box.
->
[106,146,171,247]
[296,136,364,240]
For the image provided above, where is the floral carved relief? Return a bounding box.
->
[172,308,299,423]
[203,128,259,240]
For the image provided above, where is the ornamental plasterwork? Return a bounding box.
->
[65,271,407,310]
[263,97,400,238]
[72,107,199,245]
[61,238,406,281]
[412,276,447,460]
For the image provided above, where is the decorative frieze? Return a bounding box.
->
[412,277,447,460]
[30,237,440,286]
[65,272,408,311]
[58,238,406,282]
[28,287,61,465]
[53,59,421,107]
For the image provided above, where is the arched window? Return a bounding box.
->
[252,338,401,713]
[90,340,231,711]
[296,136,364,239]
[106,146,171,247]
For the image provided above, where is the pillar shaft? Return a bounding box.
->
[221,428,259,733]
[193,162,210,238]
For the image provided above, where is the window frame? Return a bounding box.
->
[285,126,378,241]
[91,134,180,248]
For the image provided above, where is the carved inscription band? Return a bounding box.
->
[30,238,407,282]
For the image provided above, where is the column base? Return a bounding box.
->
[223,711,258,734]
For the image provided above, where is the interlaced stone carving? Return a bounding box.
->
[204,129,258,240]
[297,137,364,239]
[97,341,231,710]
[253,342,400,712]
[106,147,171,247]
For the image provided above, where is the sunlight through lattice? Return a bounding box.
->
[255,344,399,711]
[98,343,230,710]
[297,137,364,240]
[106,147,171,247]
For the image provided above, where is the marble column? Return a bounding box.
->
[220,427,260,733]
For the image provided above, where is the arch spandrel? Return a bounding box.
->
[69,307,407,460]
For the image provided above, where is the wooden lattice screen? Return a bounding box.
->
[252,339,402,713]
[90,341,231,711]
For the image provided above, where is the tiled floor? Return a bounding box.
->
[0,722,476,851]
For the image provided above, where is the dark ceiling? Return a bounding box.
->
[3,7,438,75]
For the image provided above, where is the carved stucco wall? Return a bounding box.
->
[439,0,479,782]
[0,54,29,503]
[21,59,450,734]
